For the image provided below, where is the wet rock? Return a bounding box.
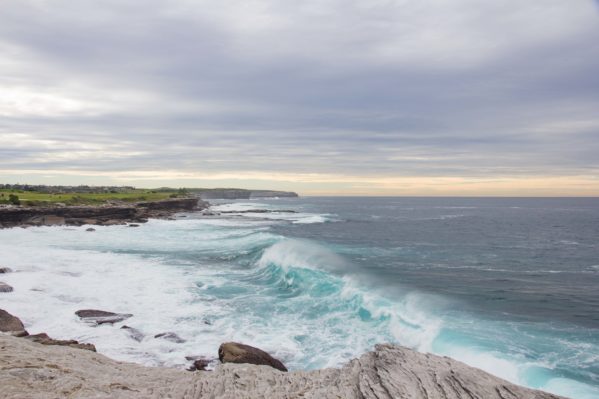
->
[86,227,96,232]
[154,332,186,343]
[0,309,28,337]
[25,333,96,352]
[128,223,139,227]
[185,356,211,371]
[121,325,144,342]
[218,342,287,372]
[0,282,14,293]
[75,309,133,325]
[0,267,12,273]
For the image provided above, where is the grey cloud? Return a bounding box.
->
[1,0,599,182]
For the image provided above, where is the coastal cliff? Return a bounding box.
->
[0,198,206,228]
[0,334,564,399]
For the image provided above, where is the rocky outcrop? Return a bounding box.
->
[24,333,96,352]
[75,309,133,325]
[0,335,565,399]
[0,198,207,228]
[0,309,28,337]
[218,342,288,372]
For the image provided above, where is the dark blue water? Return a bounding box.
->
[270,197,599,328]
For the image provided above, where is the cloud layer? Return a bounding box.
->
[1,0,599,194]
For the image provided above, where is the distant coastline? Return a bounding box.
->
[0,185,299,228]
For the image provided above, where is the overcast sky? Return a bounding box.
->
[1,0,599,195]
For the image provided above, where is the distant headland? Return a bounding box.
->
[0,184,298,228]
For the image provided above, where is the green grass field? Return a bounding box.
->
[0,189,181,206]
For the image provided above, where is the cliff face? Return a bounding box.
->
[0,335,564,399]
[193,189,298,199]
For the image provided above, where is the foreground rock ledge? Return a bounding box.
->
[0,335,564,399]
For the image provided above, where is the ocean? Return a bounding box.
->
[1,197,598,398]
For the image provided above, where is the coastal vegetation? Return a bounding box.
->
[0,188,186,207]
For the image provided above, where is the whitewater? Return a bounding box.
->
[0,197,598,399]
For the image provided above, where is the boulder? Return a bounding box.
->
[128,223,139,227]
[0,309,28,337]
[25,333,96,352]
[0,282,14,293]
[218,342,287,372]
[86,227,96,232]
[75,309,133,325]
[0,267,12,273]
[121,325,144,342]
[154,332,186,343]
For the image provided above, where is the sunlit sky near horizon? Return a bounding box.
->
[1,0,599,196]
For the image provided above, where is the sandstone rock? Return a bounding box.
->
[0,282,14,292]
[218,342,287,372]
[0,309,28,337]
[121,325,144,342]
[24,332,96,352]
[75,309,133,325]
[0,335,565,399]
[154,332,186,343]
[0,267,12,273]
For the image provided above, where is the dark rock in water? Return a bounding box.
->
[218,342,287,372]
[75,309,133,325]
[86,227,96,232]
[0,309,28,337]
[128,223,139,227]
[121,325,144,342]
[0,267,12,273]
[154,332,186,343]
[0,282,14,293]
[185,356,211,371]
[25,333,96,352]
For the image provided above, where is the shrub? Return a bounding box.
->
[8,194,20,205]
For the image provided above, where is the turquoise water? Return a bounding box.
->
[0,197,597,398]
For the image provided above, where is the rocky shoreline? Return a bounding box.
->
[0,197,207,228]
[0,323,565,398]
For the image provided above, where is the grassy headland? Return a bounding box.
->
[0,188,186,207]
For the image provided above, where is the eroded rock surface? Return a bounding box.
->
[24,332,96,352]
[0,335,565,399]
